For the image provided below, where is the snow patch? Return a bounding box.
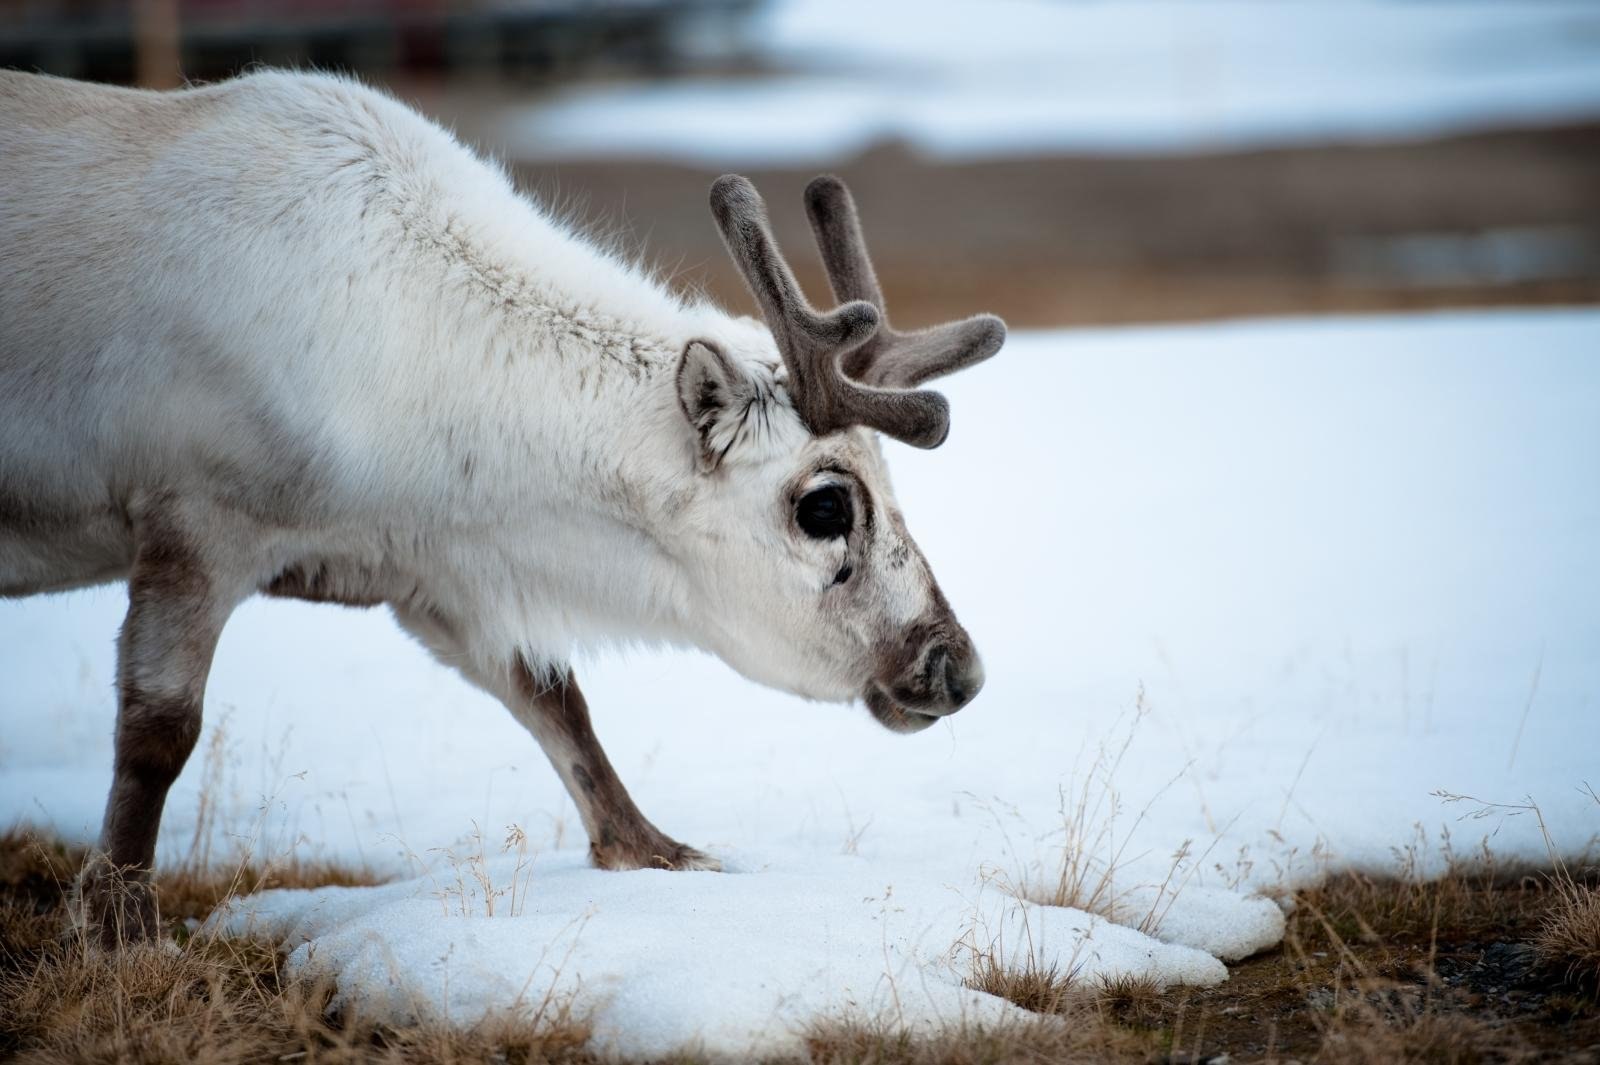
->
[1114,884,1289,962]
[213,852,1232,1059]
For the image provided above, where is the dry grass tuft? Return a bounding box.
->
[0,825,593,1065]
[0,828,84,905]
[1535,875,1600,995]
[1314,1006,1526,1065]
[1531,787,1600,997]
[3,928,305,1064]
[1,932,594,1065]
[1024,690,1155,919]
[801,1012,1148,1065]
[1092,974,1164,1030]
[1429,789,1600,999]
[964,949,1076,1016]
[1295,837,1554,948]
[1015,690,1221,944]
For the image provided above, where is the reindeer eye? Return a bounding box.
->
[796,485,852,540]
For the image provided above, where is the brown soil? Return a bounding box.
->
[1071,867,1600,1063]
[404,117,1600,330]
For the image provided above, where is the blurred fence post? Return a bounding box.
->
[134,0,182,89]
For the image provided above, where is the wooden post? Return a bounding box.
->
[133,0,181,89]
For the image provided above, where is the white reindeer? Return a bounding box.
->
[0,69,1004,941]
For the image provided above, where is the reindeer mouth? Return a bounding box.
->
[865,685,942,734]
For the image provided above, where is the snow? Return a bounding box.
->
[214,853,1229,1058]
[497,0,1600,165]
[5,308,1599,1056]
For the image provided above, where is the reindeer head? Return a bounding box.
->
[669,175,1004,733]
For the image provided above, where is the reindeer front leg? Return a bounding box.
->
[81,512,246,943]
[394,608,720,871]
[508,664,721,871]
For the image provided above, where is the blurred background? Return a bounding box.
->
[3,0,1598,327]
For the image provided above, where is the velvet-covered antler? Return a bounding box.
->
[710,174,1003,449]
[803,175,1006,394]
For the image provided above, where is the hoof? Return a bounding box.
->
[75,857,161,947]
[657,843,723,872]
[590,831,722,872]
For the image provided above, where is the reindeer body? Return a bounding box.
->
[3,70,714,646]
[0,69,1001,941]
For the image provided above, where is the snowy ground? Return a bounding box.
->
[3,309,1598,1057]
[497,0,1600,164]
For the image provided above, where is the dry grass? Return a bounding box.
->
[1294,826,1557,946]
[1006,688,1245,974]
[1536,883,1600,996]
[0,826,594,1065]
[1023,691,1154,919]
[1092,975,1165,1031]
[1529,789,1600,997]
[1003,698,1600,1059]
[1431,789,1600,1001]
[965,948,1076,1017]
[961,923,1162,1029]
[1310,1010,1524,1065]
[1288,885,1541,1065]
[4,814,1600,1063]
[0,717,593,1064]
[2,937,593,1065]
[948,831,1600,1064]
[799,1014,1122,1065]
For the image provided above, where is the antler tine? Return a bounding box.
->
[804,175,1007,391]
[710,175,952,449]
[709,175,878,363]
[802,174,885,311]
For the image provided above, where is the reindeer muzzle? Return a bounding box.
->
[865,631,985,734]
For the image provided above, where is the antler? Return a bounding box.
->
[803,175,1006,392]
[709,174,1003,449]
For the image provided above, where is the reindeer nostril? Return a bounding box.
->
[943,653,984,709]
[895,643,983,714]
[943,657,968,707]
[919,644,948,690]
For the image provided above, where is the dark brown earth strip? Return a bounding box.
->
[416,121,1600,329]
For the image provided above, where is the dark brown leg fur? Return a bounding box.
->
[512,662,721,872]
[81,519,237,944]
[391,607,722,874]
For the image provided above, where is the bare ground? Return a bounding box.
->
[428,121,1600,330]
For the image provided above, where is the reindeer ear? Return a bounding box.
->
[676,340,752,473]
